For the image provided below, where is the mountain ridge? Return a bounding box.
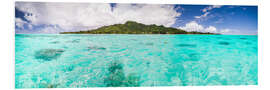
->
[60,21,217,34]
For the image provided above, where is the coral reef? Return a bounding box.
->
[34,49,65,61]
[104,61,140,87]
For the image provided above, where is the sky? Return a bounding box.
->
[15,2,258,35]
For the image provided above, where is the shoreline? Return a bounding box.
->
[15,34,258,36]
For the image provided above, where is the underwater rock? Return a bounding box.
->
[104,61,140,87]
[108,61,123,73]
[66,39,80,43]
[71,39,80,43]
[62,65,75,72]
[245,42,252,45]
[105,61,125,87]
[49,41,60,44]
[66,66,74,72]
[177,44,197,47]
[130,39,138,41]
[63,46,68,49]
[87,46,106,51]
[186,53,200,61]
[240,38,247,40]
[164,41,168,44]
[124,73,140,87]
[34,49,65,61]
[47,84,59,88]
[218,41,230,45]
[145,62,151,67]
[106,69,126,87]
[40,82,59,88]
[145,42,154,46]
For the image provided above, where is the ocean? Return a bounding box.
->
[15,34,258,88]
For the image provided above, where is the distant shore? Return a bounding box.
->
[60,21,218,35]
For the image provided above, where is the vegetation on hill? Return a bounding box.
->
[60,21,216,34]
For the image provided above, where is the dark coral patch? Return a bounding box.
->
[62,65,75,72]
[218,41,230,45]
[66,39,80,43]
[124,73,140,87]
[130,39,138,41]
[71,39,80,43]
[104,61,140,87]
[108,61,123,73]
[145,42,154,46]
[87,46,106,51]
[104,61,125,87]
[34,49,65,61]
[245,42,252,45]
[187,53,200,61]
[178,44,197,47]
[49,41,60,44]
[240,38,247,40]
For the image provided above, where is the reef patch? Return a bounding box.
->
[145,42,154,46]
[218,41,230,45]
[104,61,140,87]
[240,38,247,40]
[34,49,65,61]
[87,46,106,51]
[49,41,60,44]
[186,53,200,61]
[177,44,197,47]
[71,39,80,43]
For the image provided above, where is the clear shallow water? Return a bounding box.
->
[15,34,258,88]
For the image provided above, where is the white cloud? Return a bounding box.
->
[202,5,223,13]
[219,29,239,35]
[195,5,223,19]
[15,2,181,33]
[205,26,217,33]
[179,21,219,33]
[194,12,210,19]
[220,29,231,33]
[28,24,33,29]
[36,26,63,34]
[15,18,27,29]
[219,29,257,35]
[179,21,204,32]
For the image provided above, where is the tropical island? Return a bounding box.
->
[60,21,217,34]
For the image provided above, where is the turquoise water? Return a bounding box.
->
[15,34,258,88]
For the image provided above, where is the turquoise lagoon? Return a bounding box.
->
[15,34,258,88]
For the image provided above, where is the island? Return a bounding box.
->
[60,21,217,34]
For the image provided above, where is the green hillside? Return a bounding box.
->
[60,21,216,34]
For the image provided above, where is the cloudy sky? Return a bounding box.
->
[15,2,257,35]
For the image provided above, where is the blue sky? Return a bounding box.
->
[15,2,257,35]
